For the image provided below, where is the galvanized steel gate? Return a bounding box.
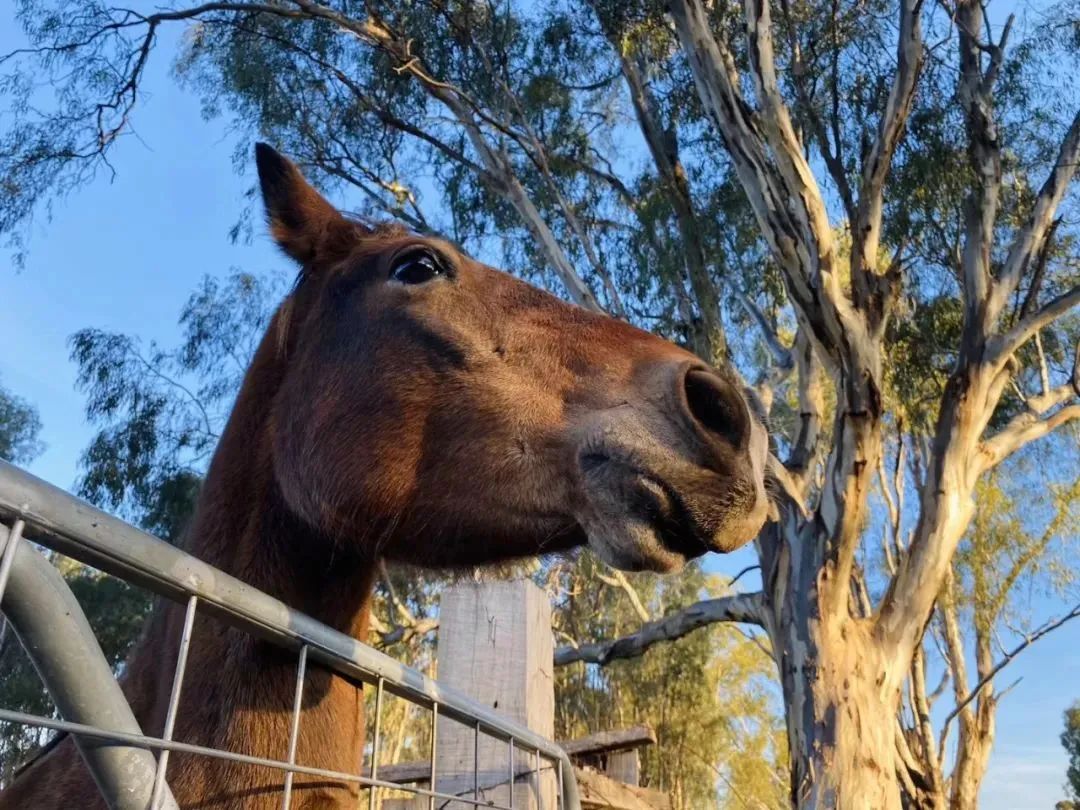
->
[0,460,581,810]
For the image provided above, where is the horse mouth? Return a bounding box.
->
[577,452,719,572]
[627,471,710,560]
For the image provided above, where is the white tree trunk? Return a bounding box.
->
[782,619,903,810]
[760,513,904,810]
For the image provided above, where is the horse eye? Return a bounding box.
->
[390,250,446,285]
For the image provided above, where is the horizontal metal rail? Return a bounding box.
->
[0,459,580,809]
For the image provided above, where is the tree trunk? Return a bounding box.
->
[775,601,904,809]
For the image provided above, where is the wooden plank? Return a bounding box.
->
[383,764,668,810]
[560,726,657,758]
[574,766,670,810]
[369,725,656,784]
[603,751,639,787]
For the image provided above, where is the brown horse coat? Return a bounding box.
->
[1,144,768,809]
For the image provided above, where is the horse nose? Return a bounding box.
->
[681,367,751,452]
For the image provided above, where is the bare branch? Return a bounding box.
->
[991,108,1080,318]
[737,290,793,370]
[939,601,1080,739]
[780,0,856,224]
[955,1,1004,335]
[606,30,726,357]
[851,0,924,320]
[936,571,973,764]
[667,0,858,365]
[907,642,942,794]
[976,401,1080,476]
[596,568,652,623]
[977,340,1079,474]
[553,592,765,666]
[991,284,1080,365]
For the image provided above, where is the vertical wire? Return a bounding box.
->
[427,703,438,810]
[557,757,564,810]
[473,720,481,802]
[534,749,541,809]
[508,738,515,810]
[367,677,384,810]
[0,520,25,651]
[0,519,26,605]
[150,595,198,810]
[281,644,309,810]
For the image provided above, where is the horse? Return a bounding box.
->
[0,144,770,809]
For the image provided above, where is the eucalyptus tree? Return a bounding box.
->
[1065,701,1080,807]
[889,466,1079,808]
[0,378,43,465]
[3,1,1080,807]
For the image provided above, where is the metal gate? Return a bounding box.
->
[0,460,581,810]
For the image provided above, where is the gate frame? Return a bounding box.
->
[0,460,581,810]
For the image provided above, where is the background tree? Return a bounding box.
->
[0,375,45,781]
[890,465,1080,808]
[1064,701,1080,809]
[3,1,1080,807]
[0,378,43,465]
[553,557,788,808]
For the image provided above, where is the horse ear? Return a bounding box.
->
[255,143,355,266]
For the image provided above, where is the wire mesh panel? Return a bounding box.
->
[0,460,580,810]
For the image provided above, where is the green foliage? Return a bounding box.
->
[70,269,284,541]
[952,459,1080,636]
[1064,701,1080,802]
[554,558,787,809]
[0,377,43,464]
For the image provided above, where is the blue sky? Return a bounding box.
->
[1,12,1077,809]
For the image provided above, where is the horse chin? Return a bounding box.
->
[583,520,695,574]
[575,461,711,574]
[574,449,767,573]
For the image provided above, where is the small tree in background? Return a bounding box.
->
[1064,701,1080,808]
[0,377,43,465]
[0,375,45,781]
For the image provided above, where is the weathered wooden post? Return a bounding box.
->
[384,578,556,809]
[434,578,556,809]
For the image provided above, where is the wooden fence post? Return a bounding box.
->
[435,579,556,809]
[385,578,556,809]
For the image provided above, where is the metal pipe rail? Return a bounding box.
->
[0,460,581,810]
[0,522,181,810]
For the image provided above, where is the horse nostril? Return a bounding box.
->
[682,367,751,452]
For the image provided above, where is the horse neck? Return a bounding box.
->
[130,313,376,777]
[184,308,376,634]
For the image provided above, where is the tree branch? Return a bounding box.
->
[955,2,1005,338]
[976,400,1080,476]
[737,290,793,370]
[553,592,765,666]
[605,30,725,356]
[939,600,1080,745]
[668,0,856,365]
[596,568,652,624]
[990,108,1080,319]
[851,0,924,321]
[990,284,1080,366]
